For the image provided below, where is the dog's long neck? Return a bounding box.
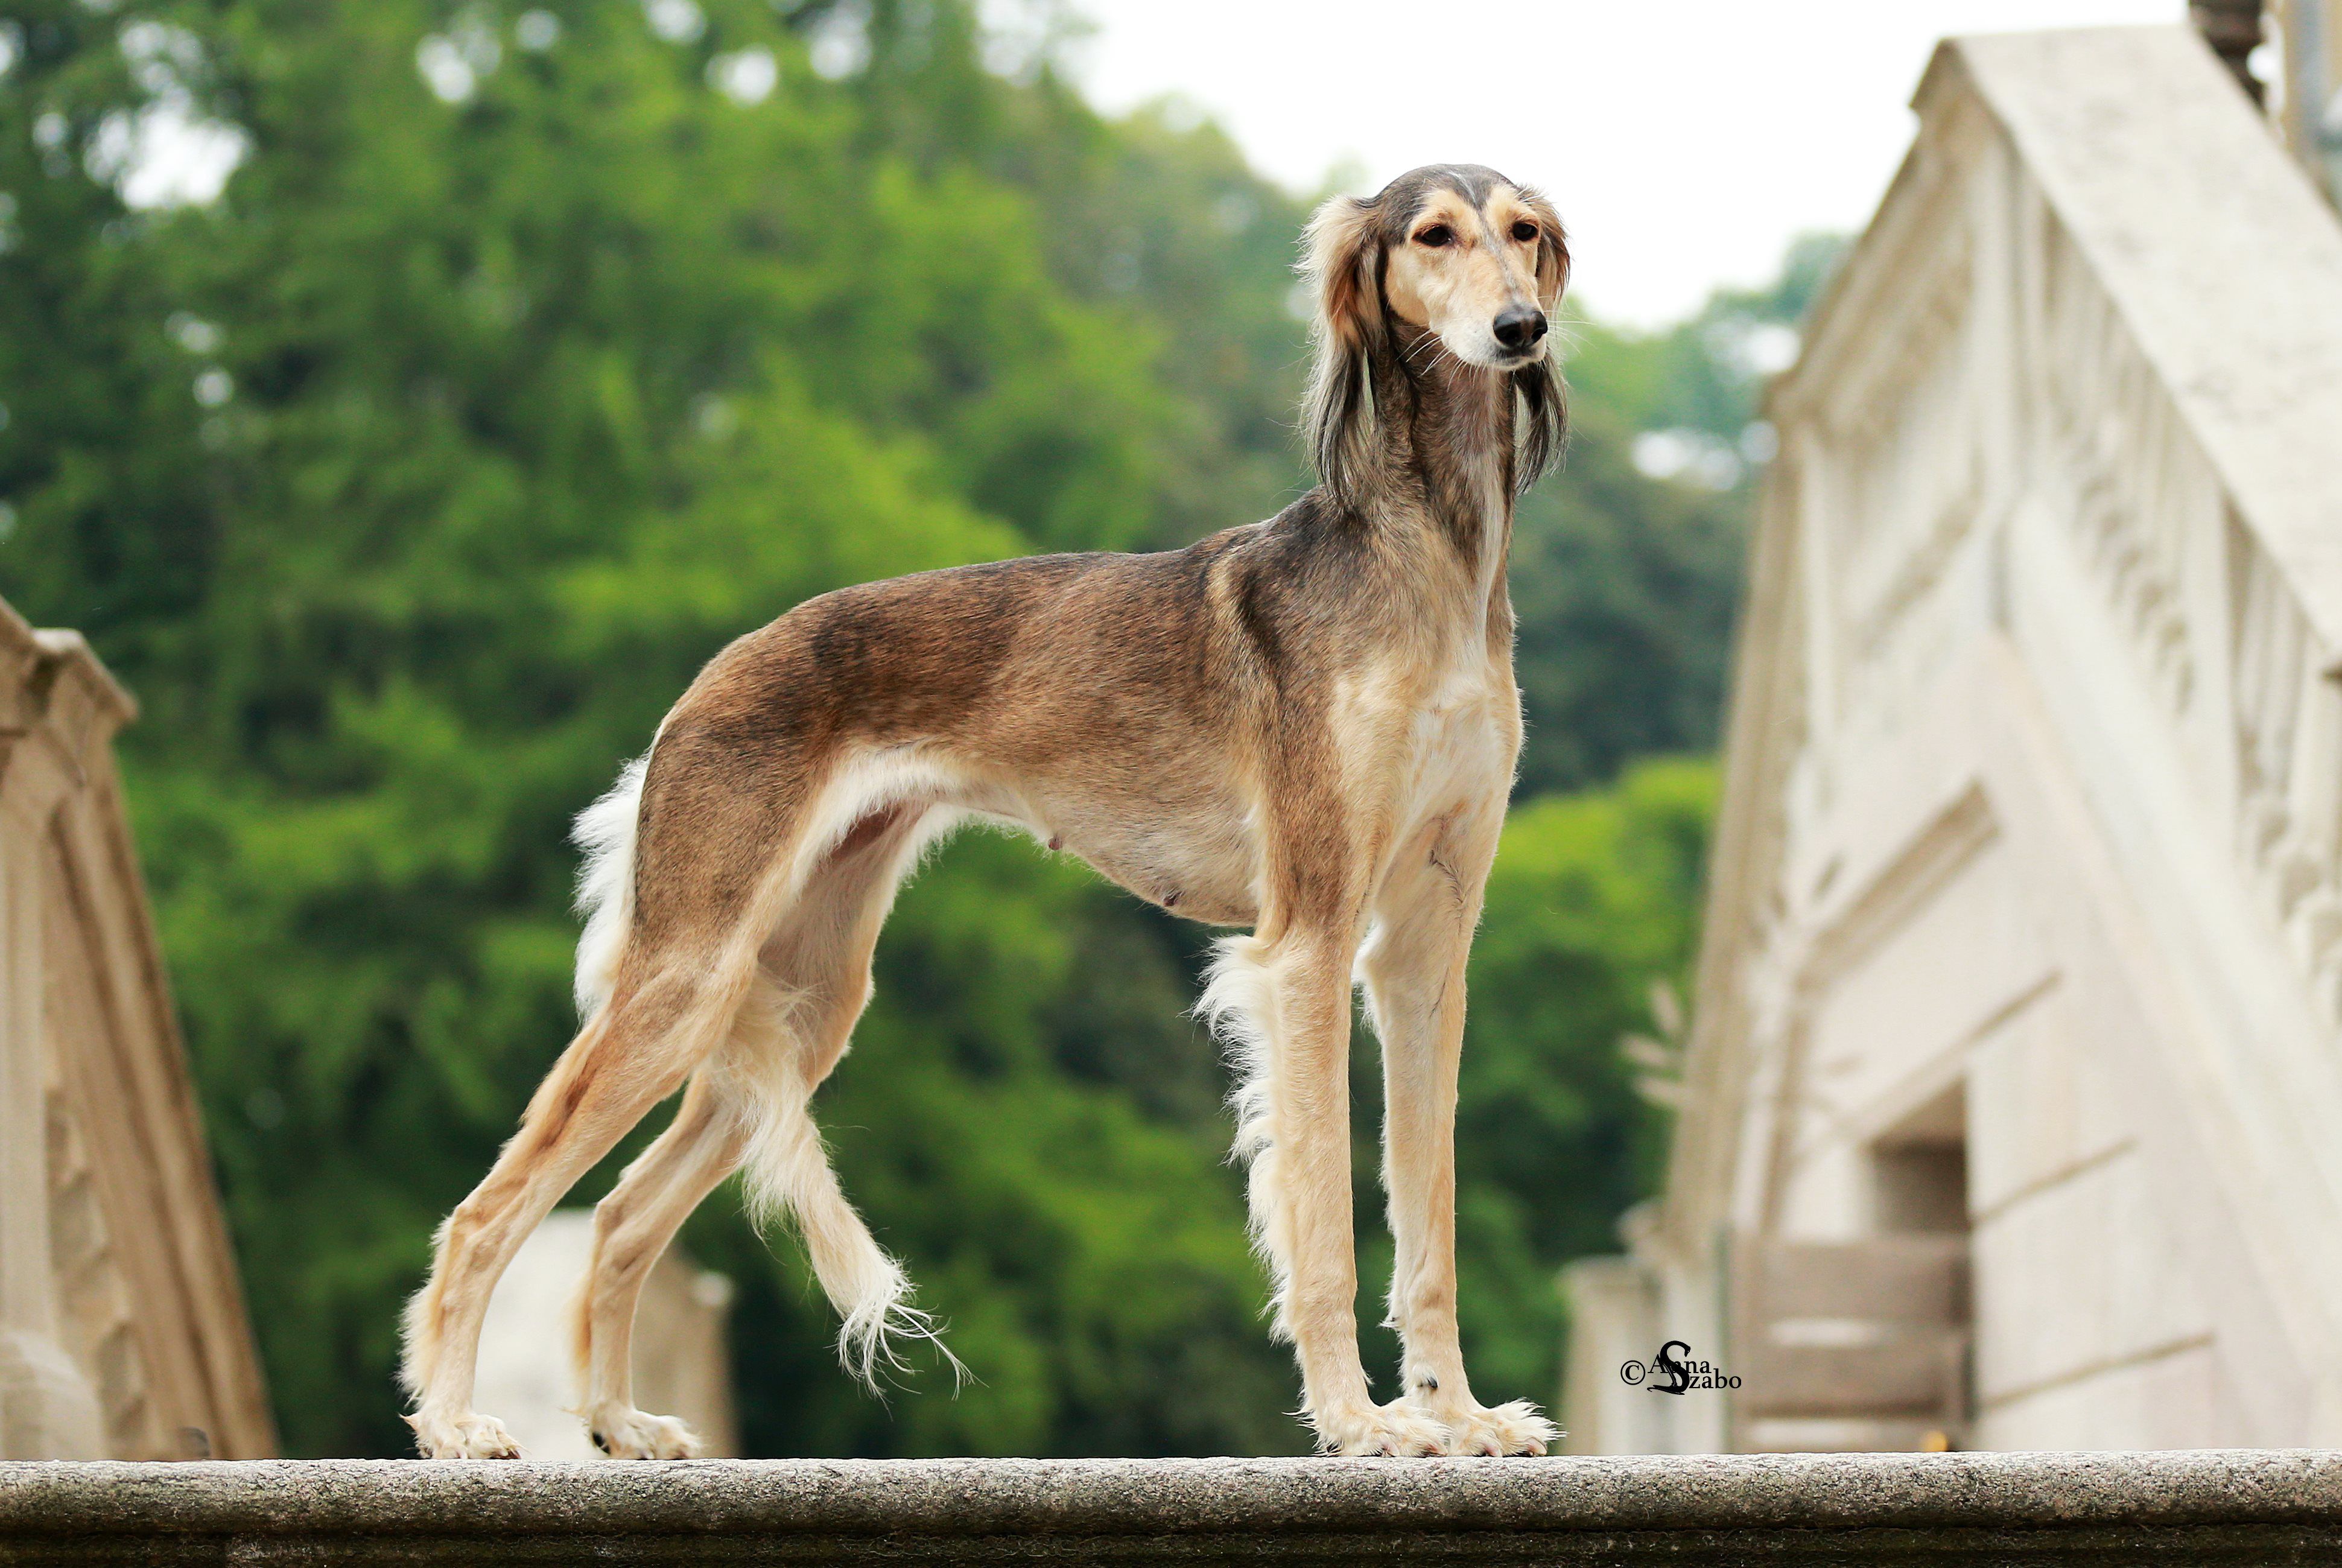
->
[1364,325,1515,609]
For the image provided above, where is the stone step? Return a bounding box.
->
[1737,1236,1969,1326]
[1735,1330,1968,1420]
[5,1452,2342,1564]
[1739,1417,1960,1453]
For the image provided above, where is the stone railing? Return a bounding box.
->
[0,598,273,1462]
[6,1452,2342,1563]
[1590,26,2342,1456]
[2232,529,2342,1027]
[1993,28,2342,1038]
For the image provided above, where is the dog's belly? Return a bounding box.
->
[1005,785,1260,926]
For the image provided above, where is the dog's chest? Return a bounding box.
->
[1342,650,1517,824]
[1410,668,1514,806]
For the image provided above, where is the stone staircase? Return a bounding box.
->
[1733,1237,1970,1453]
[5,1452,2341,1563]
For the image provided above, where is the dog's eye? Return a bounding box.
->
[1414,224,1453,248]
[1511,221,1539,243]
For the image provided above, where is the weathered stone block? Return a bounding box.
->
[7,1452,2342,1564]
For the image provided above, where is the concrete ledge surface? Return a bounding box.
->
[7,1451,2342,1563]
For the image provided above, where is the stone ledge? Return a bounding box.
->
[6,1452,2342,1564]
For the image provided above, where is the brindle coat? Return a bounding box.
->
[401,163,1570,1459]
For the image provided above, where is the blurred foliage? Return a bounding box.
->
[3,0,1794,1458]
[1564,232,1844,445]
[1513,232,1844,796]
[1508,411,1740,798]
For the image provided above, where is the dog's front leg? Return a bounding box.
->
[1238,922,1451,1456]
[1360,804,1558,1456]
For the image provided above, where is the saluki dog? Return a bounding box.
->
[402,163,1569,1459]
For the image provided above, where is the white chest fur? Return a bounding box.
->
[1334,643,1518,851]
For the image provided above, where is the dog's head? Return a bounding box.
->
[1302,164,1569,509]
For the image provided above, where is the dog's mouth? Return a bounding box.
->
[1422,324,1546,373]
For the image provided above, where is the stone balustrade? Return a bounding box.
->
[6,1451,2342,1563]
[1576,26,2342,1458]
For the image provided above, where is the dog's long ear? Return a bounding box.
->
[1301,193,1383,511]
[1525,189,1570,310]
[1512,189,1570,494]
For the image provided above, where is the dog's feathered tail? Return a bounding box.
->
[1196,933,1298,1342]
[727,1040,965,1392]
[573,754,648,1021]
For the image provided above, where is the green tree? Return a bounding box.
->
[1509,413,1742,796]
[1565,230,1846,445]
[4,0,1283,1456]
[1507,232,1847,795]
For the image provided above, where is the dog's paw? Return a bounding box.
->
[588,1407,703,1461]
[407,1409,522,1459]
[1432,1398,1558,1456]
[1313,1399,1453,1457]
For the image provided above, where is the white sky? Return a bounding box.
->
[1038,0,2186,326]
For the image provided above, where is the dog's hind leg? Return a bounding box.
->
[570,1065,754,1459]
[568,807,938,1455]
[402,740,817,1458]
[565,772,942,1453]
[398,961,741,1458]
[1359,799,1555,1456]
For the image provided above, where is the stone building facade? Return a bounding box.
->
[1565,26,2342,1453]
[0,597,273,1459]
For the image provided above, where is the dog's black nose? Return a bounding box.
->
[1493,306,1547,351]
